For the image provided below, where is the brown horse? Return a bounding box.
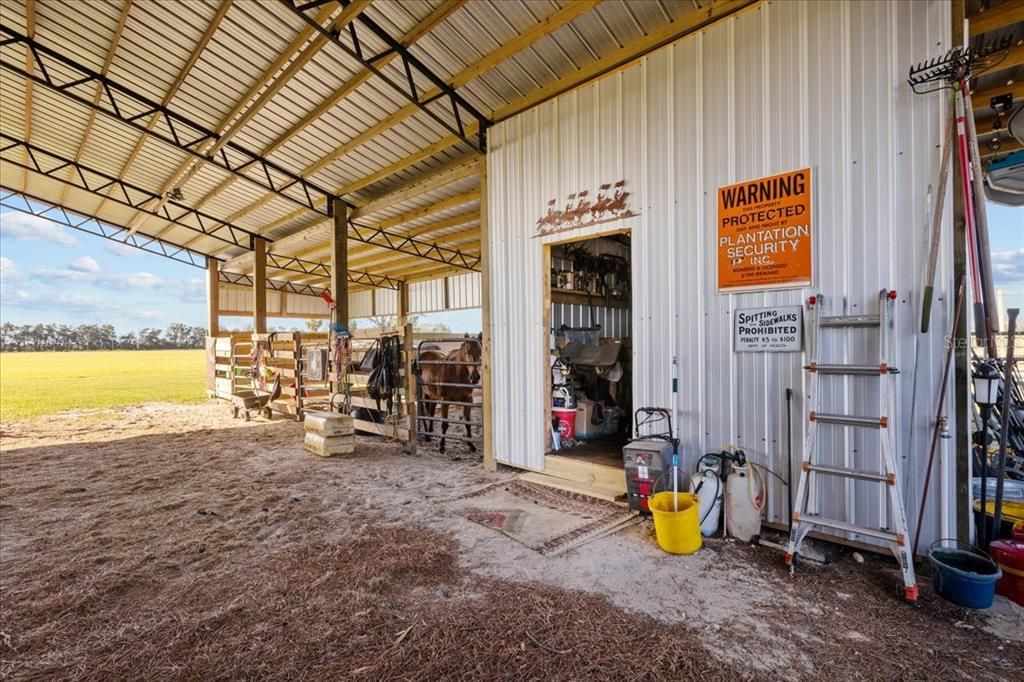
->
[418,337,481,453]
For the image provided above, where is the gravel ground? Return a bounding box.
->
[0,402,1021,680]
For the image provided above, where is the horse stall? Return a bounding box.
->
[206,333,251,401]
[207,332,330,421]
[415,336,484,455]
[339,325,418,450]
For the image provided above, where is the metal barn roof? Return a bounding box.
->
[0,0,1021,297]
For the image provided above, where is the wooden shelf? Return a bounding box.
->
[550,288,629,309]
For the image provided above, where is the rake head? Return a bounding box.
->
[908,35,1014,94]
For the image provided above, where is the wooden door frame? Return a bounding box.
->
[541,226,634,459]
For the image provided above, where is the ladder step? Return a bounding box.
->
[805,363,899,375]
[820,314,880,328]
[796,515,901,543]
[810,412,886,428]
[806,463,892,483]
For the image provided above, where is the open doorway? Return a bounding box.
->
[545,232,632,487]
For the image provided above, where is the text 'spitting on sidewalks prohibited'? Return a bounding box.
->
[734,306,803,352]
[717,168,812,292]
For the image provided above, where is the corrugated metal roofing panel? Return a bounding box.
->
[169,1,303,133]
[0,0,27,31]
[105,0,214,105]
[32,0,121,74]
[487,0,956,547]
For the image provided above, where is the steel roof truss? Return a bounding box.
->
[264,252,401,290]
[0,188,208,269]
[0,26,337,217]
[0,134,258,249]
[219,270,327,298]
[347,219,480,271]
[280,0,489,154]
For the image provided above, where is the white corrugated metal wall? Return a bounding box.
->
[488,0,956,549]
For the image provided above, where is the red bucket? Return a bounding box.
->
[553,408,576,440]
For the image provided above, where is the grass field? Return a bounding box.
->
[0,350,206,420]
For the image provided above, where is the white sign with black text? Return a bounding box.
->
[734,305,802,352]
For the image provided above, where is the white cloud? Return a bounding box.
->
[136,310,165,319]
[0,212,77,247]
[176,277,206,303]
[30,269,166,290]
[4,290,167,321]
[2,287,31,303]
[0,256,25,282]
[991,248,1024,283]
[98,272,164,290]
[69,255,101,273]
[104,241,140,257]
[33,268,94,283]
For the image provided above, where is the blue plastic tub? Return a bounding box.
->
[929,541,1002,609]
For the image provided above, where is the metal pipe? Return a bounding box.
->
[913,279,965,557]
[417,381,482,389]
[991,308,1019,546]
[415,360,483,366]
[416,398,478,408]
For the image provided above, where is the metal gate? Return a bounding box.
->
[414,337,483,451]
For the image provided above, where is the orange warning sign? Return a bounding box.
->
[717,168,813,291]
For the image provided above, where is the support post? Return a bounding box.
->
[398,280,409,326]
[253,237,268,334]
[331,197,349,329]
[402,314,417,455]
[206,258,220,337]
[951,0,971,544]
[479,157,495,471]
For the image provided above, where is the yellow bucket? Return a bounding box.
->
[649,492,702,555]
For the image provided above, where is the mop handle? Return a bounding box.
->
[672,453,680,512]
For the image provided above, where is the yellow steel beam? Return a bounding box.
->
[968,0,1024,37]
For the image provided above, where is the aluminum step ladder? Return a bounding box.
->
[785,289,918,602]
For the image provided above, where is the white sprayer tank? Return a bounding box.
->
[725,464,764,542]
[690,470,723,537]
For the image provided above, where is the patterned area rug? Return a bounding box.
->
[454,480,639,556]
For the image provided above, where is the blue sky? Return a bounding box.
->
[986,202,1024,319]
[0,207,207,331]
[0,200,1018,333]
[0,203,483,333]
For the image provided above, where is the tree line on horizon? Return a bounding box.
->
[0,322,207,351]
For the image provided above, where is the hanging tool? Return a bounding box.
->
[992,309,1020,545]
[908,37,1010,354]
[785,290,919,601]
[961,78,999,357]
[920,96,955,334]
[954,84,988,345]
[786,388,795,534]
[912,279,965,557]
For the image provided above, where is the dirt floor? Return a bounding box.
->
[1,402,1022,681]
